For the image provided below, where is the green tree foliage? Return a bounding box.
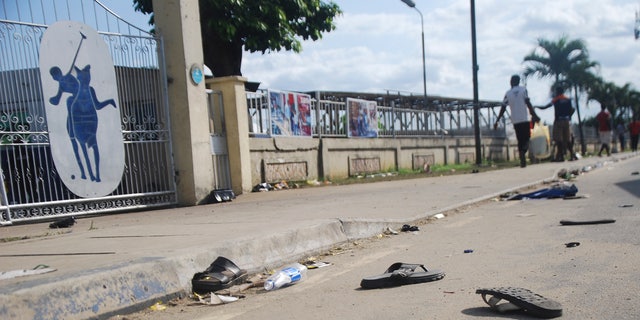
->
[133,0,341,77]
[523,35,593,82]
[522,35,599,153]
[588,80,640,122]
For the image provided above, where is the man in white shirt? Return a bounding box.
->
[494,75,540,167]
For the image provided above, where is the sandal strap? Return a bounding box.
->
[386,263,430,274]
[389,263,429,278]
[482,293,522,313]
[205,256,243,276]
[193,271,231,284]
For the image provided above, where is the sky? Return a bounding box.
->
[84,1,640,123]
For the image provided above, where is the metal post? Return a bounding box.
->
[470,0,482,165]
[400,0,428,111]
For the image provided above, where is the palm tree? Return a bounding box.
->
[629,90,640,120]
[523,35,590,81]
[523,35,597,154]
[565,60,600,154]
[587,78,613,106]
[589,81,640,119]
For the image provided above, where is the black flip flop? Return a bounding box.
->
[49,216,76,228]
[401,224,419,232]
[476,287,562,318]
[560,219,615,225]
[360,262,444,289]
[192,256,248,294]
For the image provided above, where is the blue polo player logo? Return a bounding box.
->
[40,21,124,198]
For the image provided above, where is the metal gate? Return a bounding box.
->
[0,0,177,224]
[207,89,232,190]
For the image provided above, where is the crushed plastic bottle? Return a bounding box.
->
[264,263,307,291]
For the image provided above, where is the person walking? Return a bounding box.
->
[629,116,640,152]
[596,105,612,157]
[494,75,540,167]
[536,86,577,161]
[615,122,626,152]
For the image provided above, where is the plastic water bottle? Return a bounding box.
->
[264,263,307,291]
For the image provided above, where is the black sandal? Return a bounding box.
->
[192,256,247,294]
[476,287,562,318]
[360,262,444,289]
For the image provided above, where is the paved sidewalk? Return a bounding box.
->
[0,154,636,319]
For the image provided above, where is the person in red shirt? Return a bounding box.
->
[595,105,612,157]
[629,116,640,152]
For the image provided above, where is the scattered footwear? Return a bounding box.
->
[476,287,562,318]
[204,189,235,203]
[401,224,419,232]
[360,262,444,289]
[192,256,248,294]
[560,219,616,225]
[564,242,580,248]
[49,217,76,228]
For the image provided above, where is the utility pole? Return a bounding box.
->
[470,0,481,165]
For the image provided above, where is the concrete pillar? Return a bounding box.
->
[207,76,252,195]
[152,0,214,205]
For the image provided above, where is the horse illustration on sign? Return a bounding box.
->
[40,21,124,198]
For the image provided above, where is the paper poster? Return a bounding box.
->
[347,98,378,138]
[268,90,312,137]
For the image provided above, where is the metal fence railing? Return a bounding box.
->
[247,90,507,138]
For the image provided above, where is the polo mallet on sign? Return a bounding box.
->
[67,31,87,74]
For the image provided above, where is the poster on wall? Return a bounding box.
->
[347,98,378,138]
[268,90,312,137]
[297,94,312,136]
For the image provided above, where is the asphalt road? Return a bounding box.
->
[118,157,639,320]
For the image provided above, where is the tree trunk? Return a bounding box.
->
[203,32,244,77]
[573,86,587,155]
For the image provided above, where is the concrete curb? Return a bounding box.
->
[0,257,182,320]
[0,220,349,319]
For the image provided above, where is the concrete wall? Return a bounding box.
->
[249,136,514,185]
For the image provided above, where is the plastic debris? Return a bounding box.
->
[303,260,332,269]
[252,183,273,192]
[0,264,57,280]
[264,263,307,291]
[384,227,399,235]
[273,180,289,190]
[149,301,166,311]
[306,179,321,186]
[195,293,241,305]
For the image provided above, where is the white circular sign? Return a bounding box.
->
[39,21,125,198]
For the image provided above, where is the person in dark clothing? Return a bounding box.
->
[537,86,577,161]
